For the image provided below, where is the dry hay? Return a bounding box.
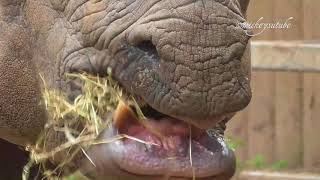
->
[23,72,229,180]
[23,72,149,180]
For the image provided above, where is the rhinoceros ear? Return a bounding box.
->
[239,0,250,15]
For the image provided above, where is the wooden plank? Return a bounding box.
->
[272,5,304,168]
[246,0,276,166]
[247,0,275,40]
[274,72,303,168]
[251,41,320,73]
[303,74,320,171]
[239,171,320,180]
[303,0,320,172]
[247,71,275,164]
[226,110,248,163]
[303,0,320,40]
[272,1,304,169]
[273,0,303,40]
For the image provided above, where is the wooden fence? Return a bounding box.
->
[226,0,320,175]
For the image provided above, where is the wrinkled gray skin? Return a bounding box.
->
[0,0,251,179]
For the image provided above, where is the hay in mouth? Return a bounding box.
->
[23,72,228,180]
[23,73,138,180]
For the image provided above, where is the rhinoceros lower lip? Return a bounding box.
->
[98,102,235,178]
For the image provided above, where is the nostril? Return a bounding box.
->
[135,41,158,57]
[124,40,160,68]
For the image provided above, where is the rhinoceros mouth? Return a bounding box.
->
[66,39,237,179]
[83,98,235,179]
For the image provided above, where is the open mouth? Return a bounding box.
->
[62,37,243,179]
[89,98,236,179]
[63,40,239,179]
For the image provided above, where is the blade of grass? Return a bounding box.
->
[81,148,96,167]
[93,134,160,146]
[189,125,196,180]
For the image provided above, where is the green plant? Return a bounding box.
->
[63,172,90,180]
[225,136,289,172]
[247,154,268,169]
[242,155,289,171]
[225,136,246,151]
[271,160,289,171]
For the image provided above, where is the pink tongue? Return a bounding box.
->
[145,118,190,136]
[124,117,206,154]
[131,128,185,151]
[125,118,189,150]
[125,118,190,137]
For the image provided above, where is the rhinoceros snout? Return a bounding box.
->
[109,1,252,128]
[62,0,251,128]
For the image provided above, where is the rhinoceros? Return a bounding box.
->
[0,0,251,179]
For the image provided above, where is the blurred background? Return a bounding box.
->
[227,0,320,179]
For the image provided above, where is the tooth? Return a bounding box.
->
[145,144,152,152]
[168,137,176,150]
[154,137,162,147]
[163,138,172,151]
[113,100,138,129]
[163,140,168,150]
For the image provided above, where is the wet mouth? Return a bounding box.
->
[96,100,236,179]
[67,41,236,179]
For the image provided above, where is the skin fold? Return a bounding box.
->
[0,0,251,179]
